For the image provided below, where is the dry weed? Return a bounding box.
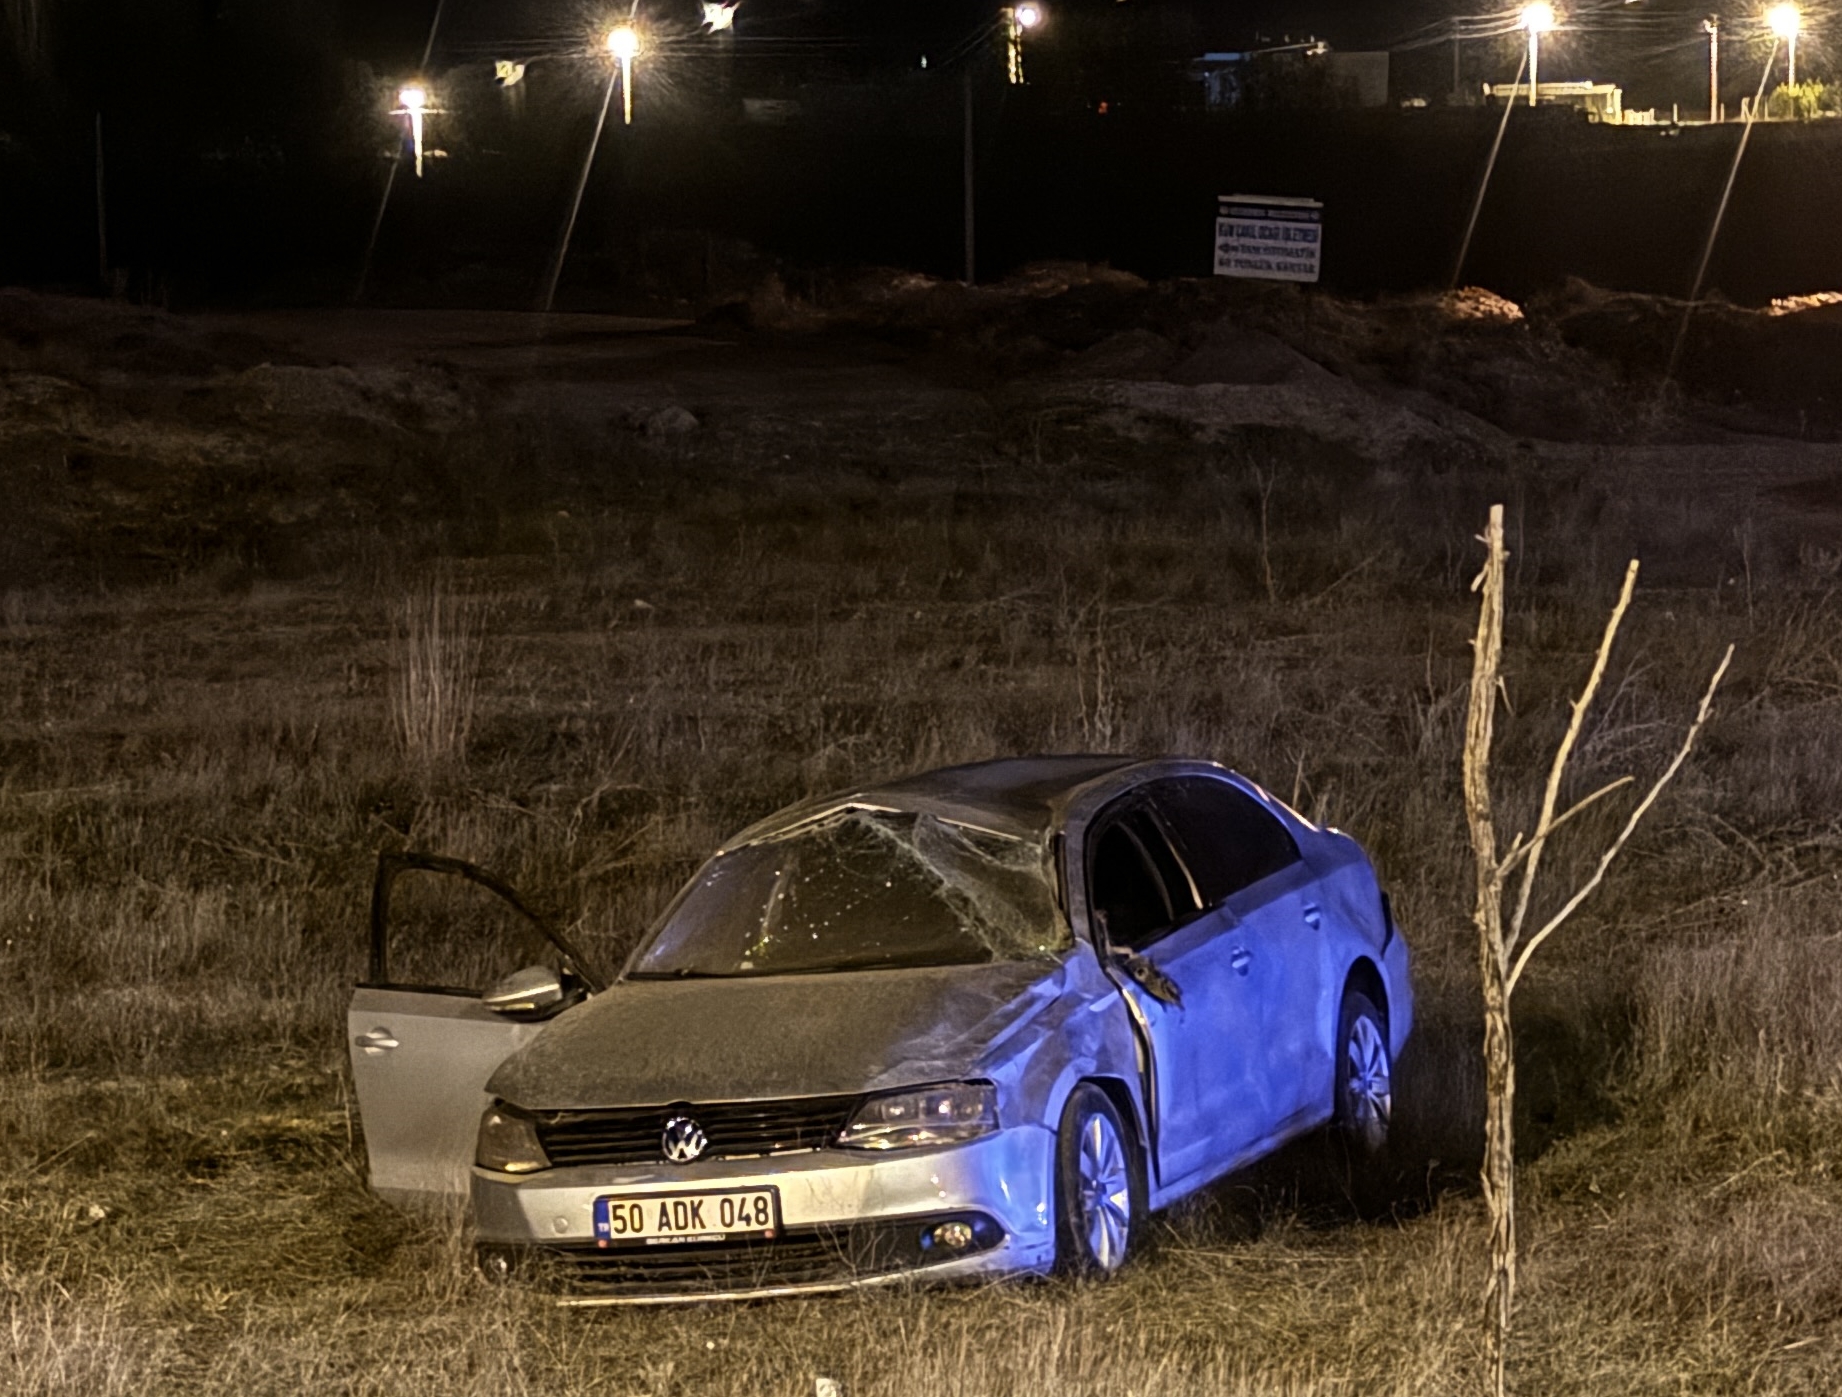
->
[0,379,1837,1394]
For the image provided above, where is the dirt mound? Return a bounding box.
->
[1166,324,1331,387]
[1058,329,1178,380]
[0,289,302,381]
[1441,287,1525,324]
[1535,280,1842,430]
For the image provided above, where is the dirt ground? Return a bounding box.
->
[3,271,1841,1395]
[8,268,1842,589]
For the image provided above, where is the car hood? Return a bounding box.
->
[486,956,1072,1110]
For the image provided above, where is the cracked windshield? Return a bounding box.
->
[631,810,1065,976]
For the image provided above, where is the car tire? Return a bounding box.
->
[1334,989,1392,1157]
[1054,1083,1145,1277]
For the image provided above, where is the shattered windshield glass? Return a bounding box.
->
[630,809,1066,977]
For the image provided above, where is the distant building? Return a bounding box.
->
[1193,44,1390,109]
[1483,81,1624,122]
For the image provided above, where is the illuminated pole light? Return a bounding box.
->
[701,2,737,31]
[607,25,641,125]
[1520,4,1556,108]
[1703,16,1719,121]
[1004,4,1044,86]
[1767,4,1800,88]
[396,85,430,177]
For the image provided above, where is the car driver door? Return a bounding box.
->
[1087,803,1270,1188]
[1151,776,1330,1137]
[347,853,603,1206]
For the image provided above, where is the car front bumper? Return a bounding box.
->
[471,1123,1059,1303]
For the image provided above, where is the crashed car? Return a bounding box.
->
[347,756,1411,1303]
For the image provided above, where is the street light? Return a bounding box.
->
[1520,4,1556,108]
[1703,15,1720,121]
[1004,4,1044,86]
[607,24,641,124]
[395,84,431,177]
[1767,3,1800,87]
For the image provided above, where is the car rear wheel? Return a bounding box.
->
[1335,989,1392,1156]
[1054,1083,1143,1276]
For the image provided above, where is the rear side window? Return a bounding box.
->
[1151,776,1301,909]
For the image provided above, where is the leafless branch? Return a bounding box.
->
[1496,775,1635,881]
[1505,560,1638,955]
[1506,642,1735,996]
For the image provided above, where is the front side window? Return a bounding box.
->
[1088,807,1199,951]
[630,809,1064,978]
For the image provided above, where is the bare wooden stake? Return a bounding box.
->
[1461,505,1514,1397]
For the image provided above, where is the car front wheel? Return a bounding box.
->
[1054,1083,1143,1276]
[1335,989,1392,1156]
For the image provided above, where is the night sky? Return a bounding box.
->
[340,1,1464,65]
[2,0,1813,294]
[331,1,1771,102]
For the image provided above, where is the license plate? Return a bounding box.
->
[593,1188,780,1247]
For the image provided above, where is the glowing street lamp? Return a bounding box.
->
[607,24,641,125]
[1520,4,1556,108]
[395,84,431,177]
[1004,4,1044,86]
[1704,15,1720,122]
[1767,3,1801,87]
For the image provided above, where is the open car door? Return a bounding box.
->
[347,853,604,1207]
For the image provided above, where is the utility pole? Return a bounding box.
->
[1704,16,1719,122]
[1452,27,1462,103]
[962,68,976,285]
[94,112,108,288]
[1520,4,1554,109]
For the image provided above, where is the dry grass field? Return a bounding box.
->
[2,276,1840,1394]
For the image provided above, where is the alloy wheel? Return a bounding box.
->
[1345,1012,1392,1146]
[1077,1109,1132,1270]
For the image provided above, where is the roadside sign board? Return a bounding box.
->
[1213,195,1324,283]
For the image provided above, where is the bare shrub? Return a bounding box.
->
[390,583,484,769]
[1462,504,1731,1396]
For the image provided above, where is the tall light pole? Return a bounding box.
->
[1703,16,1720,120]
[1767,4,1800,88]
[1520,4,1556,108]
[1004,3,1044,85]
[607,24,641,125]
[396,85,431,177]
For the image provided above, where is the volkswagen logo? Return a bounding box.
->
[660,1114,708,1164]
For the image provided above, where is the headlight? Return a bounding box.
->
[475,1101,551,1174]
[838,1082,999,1150]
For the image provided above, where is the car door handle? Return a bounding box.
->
[354,1027,399,1055]
[1303,904,1323,930]
[1229,947,1252,976]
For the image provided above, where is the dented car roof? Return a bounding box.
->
[725,754,1157,846]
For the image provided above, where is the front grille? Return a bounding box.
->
[534,1095,861,1167]
[495,1213,1003,1297]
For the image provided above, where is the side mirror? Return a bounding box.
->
[482,965,568,1019]
[1113,949,1184,1009]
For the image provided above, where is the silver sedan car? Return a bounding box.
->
[347,756,1411,1302]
